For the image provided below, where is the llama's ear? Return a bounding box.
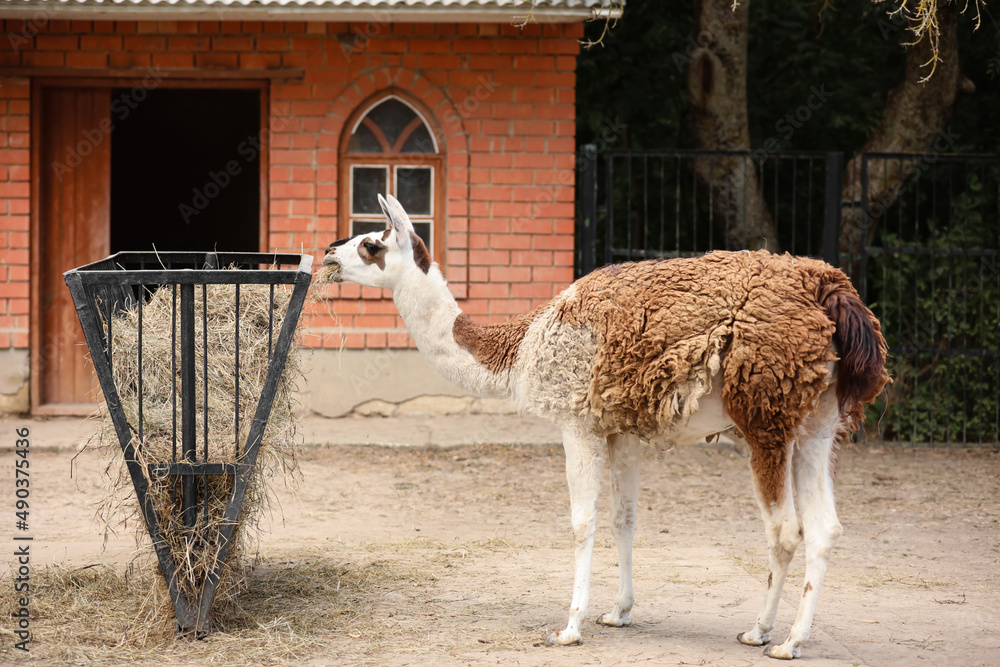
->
[378,194,394,236]
[378,193,392,223]
[378,193,415,247]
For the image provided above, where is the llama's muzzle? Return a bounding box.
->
[319,254,342,282]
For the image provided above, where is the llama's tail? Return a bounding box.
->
[816,271,890,426]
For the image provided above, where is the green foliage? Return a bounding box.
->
[578,2,1000,153]
[866,169,1000,444]
[576,2,692,150]
[746,0,905,152]
[949,22,1000,153]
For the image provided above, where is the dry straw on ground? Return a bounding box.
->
[95,278,302,615]
[0,554,408,666]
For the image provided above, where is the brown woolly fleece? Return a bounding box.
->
[454,309,541,375]
[555,250,889,451]
[410,232,432,274]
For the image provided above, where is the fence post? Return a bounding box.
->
[823,152,843,267]
[578,143,598,276]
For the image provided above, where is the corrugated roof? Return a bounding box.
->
[0,0,621,21]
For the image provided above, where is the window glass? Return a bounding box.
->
[400,124,435,154]
[348,98,435,155]
[364,99,415,151]
[352,220,387,237]
[351,220,432,251]
[396,167,432,216]
[348,124,383,153]
[411,222,432,249]
[351,166,387,215]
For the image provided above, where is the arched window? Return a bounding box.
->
[340,94,444,261]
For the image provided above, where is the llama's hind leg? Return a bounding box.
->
[546,424,606,646]
[596,432,641,628]
[737,441,801,648]
[767,392,843,660]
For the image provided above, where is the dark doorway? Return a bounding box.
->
[110,88,261,254]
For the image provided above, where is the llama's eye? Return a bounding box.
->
[363,242,380,255]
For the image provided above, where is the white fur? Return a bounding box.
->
[322,194,845,659]
[323,198,510,399]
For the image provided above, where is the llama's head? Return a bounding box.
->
[320,194,432,289]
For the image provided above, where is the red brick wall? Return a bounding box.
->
[0,73,29,351]
[0,18,581,357]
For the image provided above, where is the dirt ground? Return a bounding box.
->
[3,438,999,666]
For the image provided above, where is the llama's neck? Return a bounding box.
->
[392,266,517,399]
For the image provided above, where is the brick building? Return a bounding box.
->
[0,0,614,415]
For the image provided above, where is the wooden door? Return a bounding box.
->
[35,87,111,411]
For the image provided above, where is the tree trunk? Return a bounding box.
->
[838,0,973,274]
[687,0,777,251]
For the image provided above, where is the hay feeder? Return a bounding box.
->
[63,251,312,638]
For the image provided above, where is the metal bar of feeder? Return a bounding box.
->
[71,251,303,273]
[234,284,240,458]
[107,295,113,369]
[180,283,197,531]
[138,287,144,443]
[202,283,209,526]
[72,270,303,286]
[171,285,177,507]
[149,462,246,477]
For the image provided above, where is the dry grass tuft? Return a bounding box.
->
[0,554,421,666]
[93,280,302,617]
[727,553,768,576]
[859,569,954,589]
[314,261,338,285]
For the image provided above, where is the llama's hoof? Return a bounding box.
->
[545,630,582,646]
[737,631,770,646]
[596,613,631,627]
[763,643,801,660]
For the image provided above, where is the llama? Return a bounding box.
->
[320,194,889,660]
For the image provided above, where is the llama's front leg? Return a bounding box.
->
[546,425,606,646]
[738,443,801,649]
[596,433,641,628]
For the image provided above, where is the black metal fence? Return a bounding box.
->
[855,154,1000,446]
[577,148,842,271]
[576,146,1000,448]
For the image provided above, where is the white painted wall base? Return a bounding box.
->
[2,348,518,418]
[298,348,516,418]
[0,349,29,414]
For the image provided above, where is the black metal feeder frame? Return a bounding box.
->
[63,251,313,638]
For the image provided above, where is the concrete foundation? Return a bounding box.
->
[0,349,29,414]
[3,348,518,418]
[299,348,515,418]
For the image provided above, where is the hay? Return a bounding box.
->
[314,261,338,285]
[0,554,414,666]
[95,279,301,617]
